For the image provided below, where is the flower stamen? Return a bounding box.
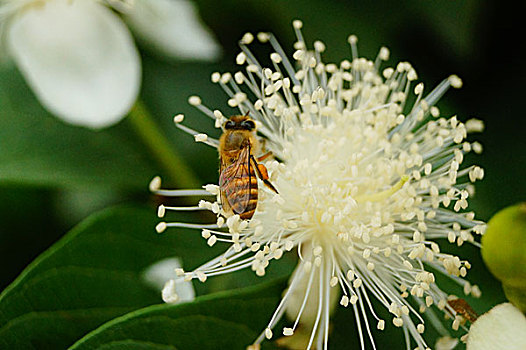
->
[354,175,410,203]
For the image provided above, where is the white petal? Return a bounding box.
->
[467,303,526,350]
[7,0,141,128]
[435,336,458,350]
[142,257,195,303]
[124,0,221,61]
[142,257,184,290]
[284,256,339,327]
[161,279,180,303]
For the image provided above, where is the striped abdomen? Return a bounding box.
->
[223,164,259,220]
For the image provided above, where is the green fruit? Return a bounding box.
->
[482,203,526,312]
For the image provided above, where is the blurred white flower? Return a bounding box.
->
[467,303,526,350]
[0,0,140,128]
[435,336,459,350]
[142,257,195,303]
[124,0,221,61]
[0,0,220,128]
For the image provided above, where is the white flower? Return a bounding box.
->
[0,0,220,128]
[124,0,221,61]
[466,303,526,350]
[152,20,486,349]
[0,0,140,128]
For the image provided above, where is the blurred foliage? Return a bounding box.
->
[0,68,158,191]
[0,0,524,349]
[69,278,287,350]
[0,206,292,349]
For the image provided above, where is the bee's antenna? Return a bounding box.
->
[244,110,250,117]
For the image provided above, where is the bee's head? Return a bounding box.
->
[224,115,256,131]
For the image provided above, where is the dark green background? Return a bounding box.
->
[0,0,523,349]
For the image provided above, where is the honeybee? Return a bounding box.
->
[448,298,478,323]
[218,114,278,220]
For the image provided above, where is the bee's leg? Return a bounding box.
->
[250,156,279,194]
[256,152,273,162]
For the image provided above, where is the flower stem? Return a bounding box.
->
[128,100,199,189]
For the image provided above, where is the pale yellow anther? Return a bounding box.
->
[379,47,390,60]
[211,72,220,83]
[241,32,254,44]
[149,176,161,192]
[377,319,385,330]
[194,133,208,142]
[173,114,184,123]
[417,324,425,333]
[348,35,358,44]
[188,95,201,106]
[207,235,217,246]
[155,222,166,233]
[263,327,272,339]
[157,205,166,218]
[283,327,293,336]
[292,19,303,29]
[236,52,246,65]
[448,75,463,88]
[257,32,270,43]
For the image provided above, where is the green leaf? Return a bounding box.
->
[0,205,294,349]
[0,206,190,349]
[0,185,64,290]
[70,279,285,350]
[0,206,159,349]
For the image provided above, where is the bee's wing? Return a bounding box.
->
[219,157,232,215]
[219,145,252,215]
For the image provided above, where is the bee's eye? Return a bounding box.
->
[224,120,235,129]
[241,120,256,130]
